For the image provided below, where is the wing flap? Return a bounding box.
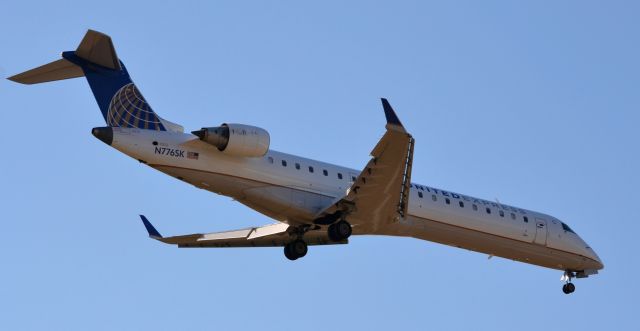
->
[247,223,290,239]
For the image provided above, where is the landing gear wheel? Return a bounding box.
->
[284,240,307,260]
[284,244,298,261]
[328,220,352,241]
[291,240,308,258]
[562,283,576,294]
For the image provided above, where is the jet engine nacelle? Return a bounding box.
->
[192,123,270,157]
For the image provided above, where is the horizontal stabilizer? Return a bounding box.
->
[75,29,121,70]
[8,59,84,84]
[8,29,120,85]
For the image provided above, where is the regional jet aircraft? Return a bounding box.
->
[9,30,603,294]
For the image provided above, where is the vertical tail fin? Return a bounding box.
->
[8,30,183,133]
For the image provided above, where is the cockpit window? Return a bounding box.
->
[561,222,575,234]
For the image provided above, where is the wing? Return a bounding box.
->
[139,215,346,248]
[314,99,414,234]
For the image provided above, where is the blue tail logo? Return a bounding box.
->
[8,30,182,133]
[107,83,165,131]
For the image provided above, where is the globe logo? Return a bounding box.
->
[107,83,165,130]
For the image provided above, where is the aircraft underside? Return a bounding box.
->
[153,163,596,272]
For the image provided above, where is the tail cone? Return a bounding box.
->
[92,127,113,145]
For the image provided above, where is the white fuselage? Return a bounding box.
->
[109,127,603,272]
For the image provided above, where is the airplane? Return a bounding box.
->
[8,30,603,294]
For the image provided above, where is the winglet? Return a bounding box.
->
[140,215,163,239]
[381,98,406,132]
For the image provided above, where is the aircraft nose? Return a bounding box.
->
[591,255,604,270]
[584,248,604,270]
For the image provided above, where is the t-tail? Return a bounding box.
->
[8,29,183,133]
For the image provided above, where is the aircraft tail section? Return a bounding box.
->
[7,58,84,84]
[8,30,183,132]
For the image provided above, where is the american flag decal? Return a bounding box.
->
[187,151,199,160]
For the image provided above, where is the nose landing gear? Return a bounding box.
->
[562,282,576,294]
[561,271,576,294]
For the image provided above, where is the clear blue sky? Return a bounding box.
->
[1,1,637,330]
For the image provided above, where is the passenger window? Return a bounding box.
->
[338,173,343,179]
[486,207,491,214]
[510,213,516,220]
[282,160,287,167]
[268,156,274,164]
[445,198,450,205]
[418,192,423,198]
[472,204,478,211]
[499,210,504,217]
[351,176,357,182]
[308,166,314,173]
[524,216,529,223]
[459,201,464,208]
[323,169,328,176]
[432,195,437,202]
[295,163,300,170]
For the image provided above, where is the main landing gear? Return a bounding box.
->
[284,240,308,261]
[561,271,576,294]
[328,220,352,242]
[283,220,353,261]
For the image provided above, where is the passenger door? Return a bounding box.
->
[533,218,548,245]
